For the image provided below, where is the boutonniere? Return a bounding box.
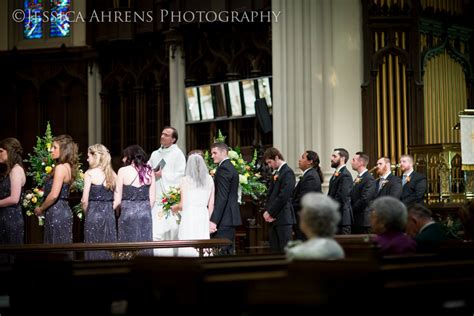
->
[381,179,389,187]
[406,175,411,183]
[354,177,362,184]
[334,172,340,177]
[273,174,279,181]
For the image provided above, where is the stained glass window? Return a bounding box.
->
[258,77,272,108]
[186,88,201,121]
[23,0,43,39]
[199,85,215,120]
[228,81,243,116]
[50,0,71,37]
[242,80,256,115]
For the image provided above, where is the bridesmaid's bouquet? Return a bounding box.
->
[24,122,85,225]
[160,186,181,224]
[23,188,45,226]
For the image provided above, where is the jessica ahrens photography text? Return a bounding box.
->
[12,8,282,24]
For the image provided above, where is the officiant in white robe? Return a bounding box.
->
[148,127,186,256]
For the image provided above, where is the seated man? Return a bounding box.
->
[286,193,345,260]
[406,204,446,252]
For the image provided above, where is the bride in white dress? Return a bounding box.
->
[173,153,215,257]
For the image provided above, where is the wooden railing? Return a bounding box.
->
[0,239,232,258]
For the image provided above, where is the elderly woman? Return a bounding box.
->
[370,196,416,255]
[286,193,345,260]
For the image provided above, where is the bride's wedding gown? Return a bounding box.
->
[178,175,214,257]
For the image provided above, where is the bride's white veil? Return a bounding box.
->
[185,153,209,188]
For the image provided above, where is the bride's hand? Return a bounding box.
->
[171,204,180,214]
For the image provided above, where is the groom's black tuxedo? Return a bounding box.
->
[292,168,322,240]
[265,163,296,252]
[210,158,241,254]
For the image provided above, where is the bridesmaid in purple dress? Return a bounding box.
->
[0,138,25,244]
[81,144,117,260]
[114,145,155,253]
[35,135,78,244]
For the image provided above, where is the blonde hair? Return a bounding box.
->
[53,135,78,184]
[88,144,116,190]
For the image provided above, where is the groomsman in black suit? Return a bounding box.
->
[263,147,296,252]
[210,142,242,255]
[399,154,427,206]
[375,157,402,199]
[328,148,353,234]
[350,152,376,234]
[292,150,323,240]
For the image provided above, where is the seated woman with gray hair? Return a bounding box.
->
[370,196,416,255]
[286,193,345,260]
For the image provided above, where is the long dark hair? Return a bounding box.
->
[122,145,152,185]
[306,150,324,184]
[0,138,23,176]
[53,135,79,184]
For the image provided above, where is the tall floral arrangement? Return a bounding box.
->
[205,130,267,204]
[25,122,55,188]
[23,122,84,225]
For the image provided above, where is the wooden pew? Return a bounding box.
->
[5,239,474,314]
[0,239,231,315]
[379,241,474,313]
[128,239,474,313]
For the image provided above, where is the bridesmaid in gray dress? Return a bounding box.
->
[35,135,78,244]
[81,144,117,260]
[0,138,26,244]
[114,145,155,254]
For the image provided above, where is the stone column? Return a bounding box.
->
[88,62,102,145]
[167,31,187,151]
[272,0,363,188]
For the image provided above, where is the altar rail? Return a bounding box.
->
[0,239,232,258]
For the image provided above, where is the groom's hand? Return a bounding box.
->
[209,221,217,233]
[263,211,275,223]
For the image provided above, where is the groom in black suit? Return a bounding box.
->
[350,152,376,234]
[328,148,353,234]
[210,142,241,255]
[292,150,323,240]
[399,154,427,206]
[263,147,296,252]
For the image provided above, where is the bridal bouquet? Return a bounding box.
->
[160,186,181,224]
[23,188,45,226]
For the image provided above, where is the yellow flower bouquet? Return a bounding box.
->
[160,186,181,224]
[23,188,45,226]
